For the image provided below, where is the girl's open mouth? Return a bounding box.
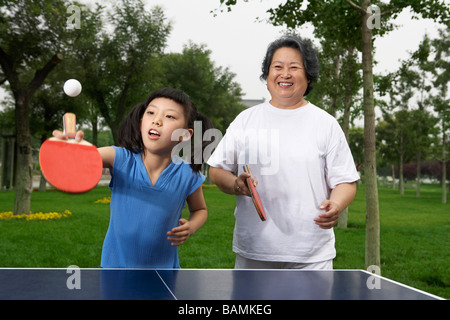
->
[149,129,160,139]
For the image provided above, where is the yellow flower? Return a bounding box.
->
[95,197,111,204]
[0,210,72,221]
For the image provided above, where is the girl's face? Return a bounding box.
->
[266,47,309,109]
[140,97,193,155]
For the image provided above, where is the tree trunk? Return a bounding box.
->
[0,52,63,214]
[399,156,404,195]
[329,50,341,117]
[399,138,404,195]
[391,164,396,189]
[13,96,33,215]
[336,47,356,230]
[92,115,98,147]
[442,121,447,204]
[337,87,352,229]
[416,151,421,198]
[342,91,352,142]
[360,0,380,270]
[39,174,47,192]
[38,135,47,192]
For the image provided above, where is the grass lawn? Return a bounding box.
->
[334,184,449,299]
[0,183,448,299]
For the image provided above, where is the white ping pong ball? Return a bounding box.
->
[63,79,82,97]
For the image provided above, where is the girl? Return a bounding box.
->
[54,88,213,268]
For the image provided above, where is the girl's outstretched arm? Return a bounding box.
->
[167,186,207,246]
[97,147,115,171]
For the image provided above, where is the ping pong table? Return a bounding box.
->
[0,268,442,301]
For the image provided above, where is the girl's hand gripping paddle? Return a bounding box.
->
[39,113,103,193]
[243,165,266,221]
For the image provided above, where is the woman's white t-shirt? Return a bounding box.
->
[207,101,360,263]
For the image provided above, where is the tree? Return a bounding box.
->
[0,0,77,215]
[428,26,450,203]
[377,110,422,194]
[410,36,433,197]
[400,37,442,197]
[79,0,171,144]
[381,60,429,194]
[159,42,245,133]
[307,39,363,133]
[387,27,450,202]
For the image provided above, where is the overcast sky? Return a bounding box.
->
[0,0,444,104]
[146,0,443,100]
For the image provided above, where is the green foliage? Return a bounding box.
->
[0,0,68,71]
[158,42,245,133]
[348,127,364,168]
[72,0,171,143]
[376,25,449,189]
[0,0,245,144]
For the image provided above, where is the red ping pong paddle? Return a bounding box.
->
[39,113,103,193]
[243,165,266,221]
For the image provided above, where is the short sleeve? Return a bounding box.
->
[188,171,205,196]
[109,146,128,189]
[324,125,360,189]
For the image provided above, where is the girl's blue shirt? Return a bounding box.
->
[100,146,205,268]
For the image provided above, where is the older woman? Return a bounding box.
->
[207,35,360,269]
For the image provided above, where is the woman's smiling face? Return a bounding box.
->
[266,47,310,109]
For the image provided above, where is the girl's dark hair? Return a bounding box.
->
[260,35,320,96]
[118,87,214,172]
